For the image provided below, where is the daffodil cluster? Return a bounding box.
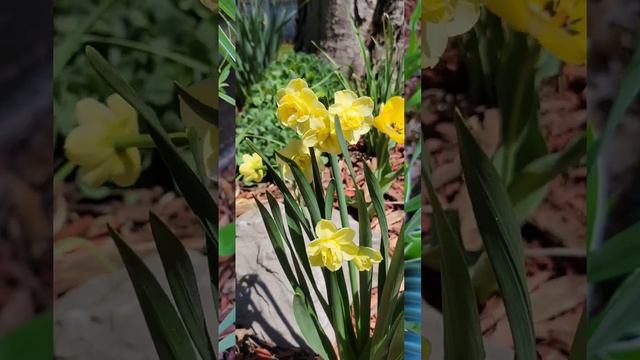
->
[307,220,382,272]
[276,79,404,153]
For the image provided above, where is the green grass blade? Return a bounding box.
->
[148,213,215,359]
[423,158,485,359]
[588,221,640,282]
[455,116,536,360]
[108,225,197,360]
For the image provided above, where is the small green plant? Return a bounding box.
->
[235,0,296,102]
[236,52,343,162]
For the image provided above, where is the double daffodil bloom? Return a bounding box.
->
[276,79,329,132]
[352,246,383,271]
[328,90,374,144]
[65,94,141,187]
[307,220,358,272]
[373,96,405,144]
[239,153,265,183]
[300,115,341,155]
[276,139,323,182]
[422,0,481,68]
[483,0,586,64]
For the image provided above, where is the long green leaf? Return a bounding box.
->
[175,81,218,127]
[455,116,536,360]
[588,270,640,358]
[357,190,373,346]
[588,41,640,169]
[509,135,586,204]
[108,225,197,360]
[423,159,485,359]
[275,152,322,224]
[85,47,218,245]
[588,221,640,282]
[292,288,336,360]
[149,213,215,359]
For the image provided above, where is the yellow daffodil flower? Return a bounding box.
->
[276,139,323,181]
[65,94,141,187]
[328,90,374,144]
[299,115,341,155]
[307,220,359,272]
[239,153,265,183]
[276,79,329,131]
[483,0,586,65]
[422,0,481,68]
[351,246,383,271]
[373,96,405,144]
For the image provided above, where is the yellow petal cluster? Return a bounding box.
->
[373,96,405,144]
[65,94,141,188]
[239,153,265,183]
[276,79,328,131]
[276,80,375,155]
[483,0,586,65]
[422,0,481,68]
[276,139,323,182]
[307,220,383,272]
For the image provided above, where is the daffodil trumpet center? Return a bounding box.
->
[112,132,189,151]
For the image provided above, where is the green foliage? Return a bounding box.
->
[236,52,343,161]
[235,0,296,101]
[54,0,213,136]
[0,313,53,359]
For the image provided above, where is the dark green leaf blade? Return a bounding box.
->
[149,213,215,359]
[85,46,218,246]
[0,313,52,359]
[588,221,640,282]
[455,116,536,360]
[108,225,197,360]
[175,81,218,127]
[292,288,336,360]
[423,158,485,359]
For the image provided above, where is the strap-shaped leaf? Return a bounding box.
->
[356,190,373,344]
[508,135,586,204]
[275,151,322,224]
[246,140,313,238]
[588,270,640,358]
[310,147,325,211]
[292,288,336,360]
[364,163,389,295]
[149,213,215,359]
[589,221,640,282]
[175,81,218,127]
[371,223,404,359]
[85,47,218,244]
[324,179,336,220]
[254,196,299,288]
[455,116,536,360]
[108,225,197,360]
[423,160,485,359]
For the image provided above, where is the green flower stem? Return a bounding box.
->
[113,132,189,151]
[54,161,77,182]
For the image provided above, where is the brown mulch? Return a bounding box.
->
[423,53,586,357]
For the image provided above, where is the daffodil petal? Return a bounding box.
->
[315,219,338,239]
[75,98,117,125]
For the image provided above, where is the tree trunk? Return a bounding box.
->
[296,0,404,78]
